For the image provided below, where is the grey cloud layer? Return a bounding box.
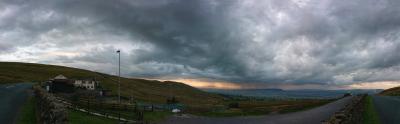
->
[1,0,400,85]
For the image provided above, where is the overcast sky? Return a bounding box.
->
[1,0,400,89]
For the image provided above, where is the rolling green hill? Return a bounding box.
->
[0,62,223,107]
[380,86,400,96]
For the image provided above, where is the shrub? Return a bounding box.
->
[228,102,239,108]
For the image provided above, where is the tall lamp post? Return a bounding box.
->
[116,49,121,121]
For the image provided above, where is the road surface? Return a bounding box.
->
[160,97,352,124]
[0,83,33,124]
[372,95,400,124]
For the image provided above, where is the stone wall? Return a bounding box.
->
[33,85,68,124]
[323,94,367,124]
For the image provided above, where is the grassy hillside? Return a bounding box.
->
[0,62,223,107]
[380,86,400,96]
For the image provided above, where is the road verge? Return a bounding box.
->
[362,96,380,124]
[323,95,366,124]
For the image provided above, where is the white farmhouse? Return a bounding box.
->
[54,74,68,80]
[74,78,98,90]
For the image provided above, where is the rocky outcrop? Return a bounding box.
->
[33,86,68,124]
[323,95,366,124]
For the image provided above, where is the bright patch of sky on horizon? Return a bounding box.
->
[1,0,400,89]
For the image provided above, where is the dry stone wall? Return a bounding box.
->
[33,86,68,124]
[323,94,366,124]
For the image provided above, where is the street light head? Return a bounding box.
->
[116,50,120,53]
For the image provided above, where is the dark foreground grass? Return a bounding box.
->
[82,108,172,123]
[363,96,380,124]
[143,111,172,122]
[68,109,118,124]
[16,94,120,124]
[17,96,36,124]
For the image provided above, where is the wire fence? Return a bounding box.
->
[56,96,184,123]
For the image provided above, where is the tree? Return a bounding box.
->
[228,102,239,108]
[167,96,179,104]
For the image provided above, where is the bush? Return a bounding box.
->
[166,96,179,104]
[343,93,352,97]
[228,102,239,108]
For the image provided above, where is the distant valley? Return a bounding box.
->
[204,88,383,99]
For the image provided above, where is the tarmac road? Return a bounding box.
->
[160,97,352,124]
[372,95,400,124]
[0,83,33,124]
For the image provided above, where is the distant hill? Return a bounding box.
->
[245,88,284,91]
[380,86,400,96]
[0,62,223,107]
[205,88,382,99]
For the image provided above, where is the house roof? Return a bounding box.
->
[54,74,67,80]
[74,78,97,81]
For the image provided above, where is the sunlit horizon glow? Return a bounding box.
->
[346,81,400,90]
[168,79,243,89]
[157,78,400,90]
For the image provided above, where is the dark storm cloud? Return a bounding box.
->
[44,0,248,81]
[1,0,400,86]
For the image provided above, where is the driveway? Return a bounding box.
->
[0,83,33,124]
[160,97,352,124]
[372,95,400,124]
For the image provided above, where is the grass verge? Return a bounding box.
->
[16,96,37,124]
[363,96,380,124]
[68,109,118,124]
[143,111,172,122]
[78,106,172,123]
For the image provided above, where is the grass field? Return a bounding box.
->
[76,106,172,123]
[198,99,334,117]
[16,96,37,124]
[68,109,118,124]
[363,96,380,124]
[380,86,400,96]
[143,111,172,122]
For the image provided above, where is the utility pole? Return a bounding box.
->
[116,49,121,121]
